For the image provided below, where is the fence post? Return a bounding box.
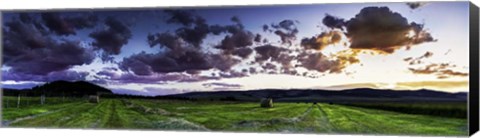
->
[17,94,21,108]
[41,94,45,105]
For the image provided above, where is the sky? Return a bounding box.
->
[1,2,471,96]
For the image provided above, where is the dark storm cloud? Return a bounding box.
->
[40,12,98,36]
[163,10,210,47]
[230,16,242,25]
[3,16,96,75]
[406,2,428,10]
[323,7,436,53]
[162,10,256,51]
[254,45,288,62]
[213,17,256,54]
[119,50,212,75]
[300,31,343,50]
[175,22,210,48]
[120,40,239,75]
[254,34,262,43]
[232,48,253,59]
[262,24,269,32]
[2,70,89,82]
[4,40,96,75]
[249,67,257,74]
[215,29,255,52]
[269,20,299,45]
[18,13,32,23]
[322,14,345,30]
[297,52,336,73]
[164,10,199,26]
[209,54,241,72]
[271,20,298,31]
[253,45,295,70]
[133,11,253,77]
[147,32,184,51]
[262,62,277,70]
[346,7,435,53]
[89,17,132,56]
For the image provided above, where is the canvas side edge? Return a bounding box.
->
[469,1,480,136]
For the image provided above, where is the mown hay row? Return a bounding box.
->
[121,99,172,115]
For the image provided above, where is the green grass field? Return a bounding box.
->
[2,97,468,136]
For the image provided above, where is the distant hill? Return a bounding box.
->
[160,88,467,103]
[3,80,112,97]
[2,81,468,103]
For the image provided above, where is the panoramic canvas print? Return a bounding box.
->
[1,1,472,136]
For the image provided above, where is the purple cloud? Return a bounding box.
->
[89,17,132,57]
[3,13,96,75]
[2,70,89,82]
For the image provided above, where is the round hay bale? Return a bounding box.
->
[260,98,273,108]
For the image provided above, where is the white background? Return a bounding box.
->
[0,0,479,138]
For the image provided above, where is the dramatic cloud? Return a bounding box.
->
[301,30,343,50]
[124,33,241,75]
[403,51,434,65]
[40,12,98,36]
[164,10,200,26]
[269,20,299,45]
[119,50,212,75]
[232,48,253,59]
[252,45,297,71]
[209,54,241,72]
[215,26,255,52]
[297,52,344,73]
[262,24,270,32]
[322,14,345,30]
[323,7,436,53]
[142,12,255,77]
[3,16,95,75]
[254,34,262,43]
[89,17,132,56]
[406,2,428,10]
[296,6,436,74]
[163,10,211,47]
[175,21,210,48]
[254,45,288,62]
[213,17,256,54]
[2,70,89,82]
[147,32,184,51]
[159,10,256,55]
[408,63,468,79]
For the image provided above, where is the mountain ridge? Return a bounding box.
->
[3,80,112,97]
